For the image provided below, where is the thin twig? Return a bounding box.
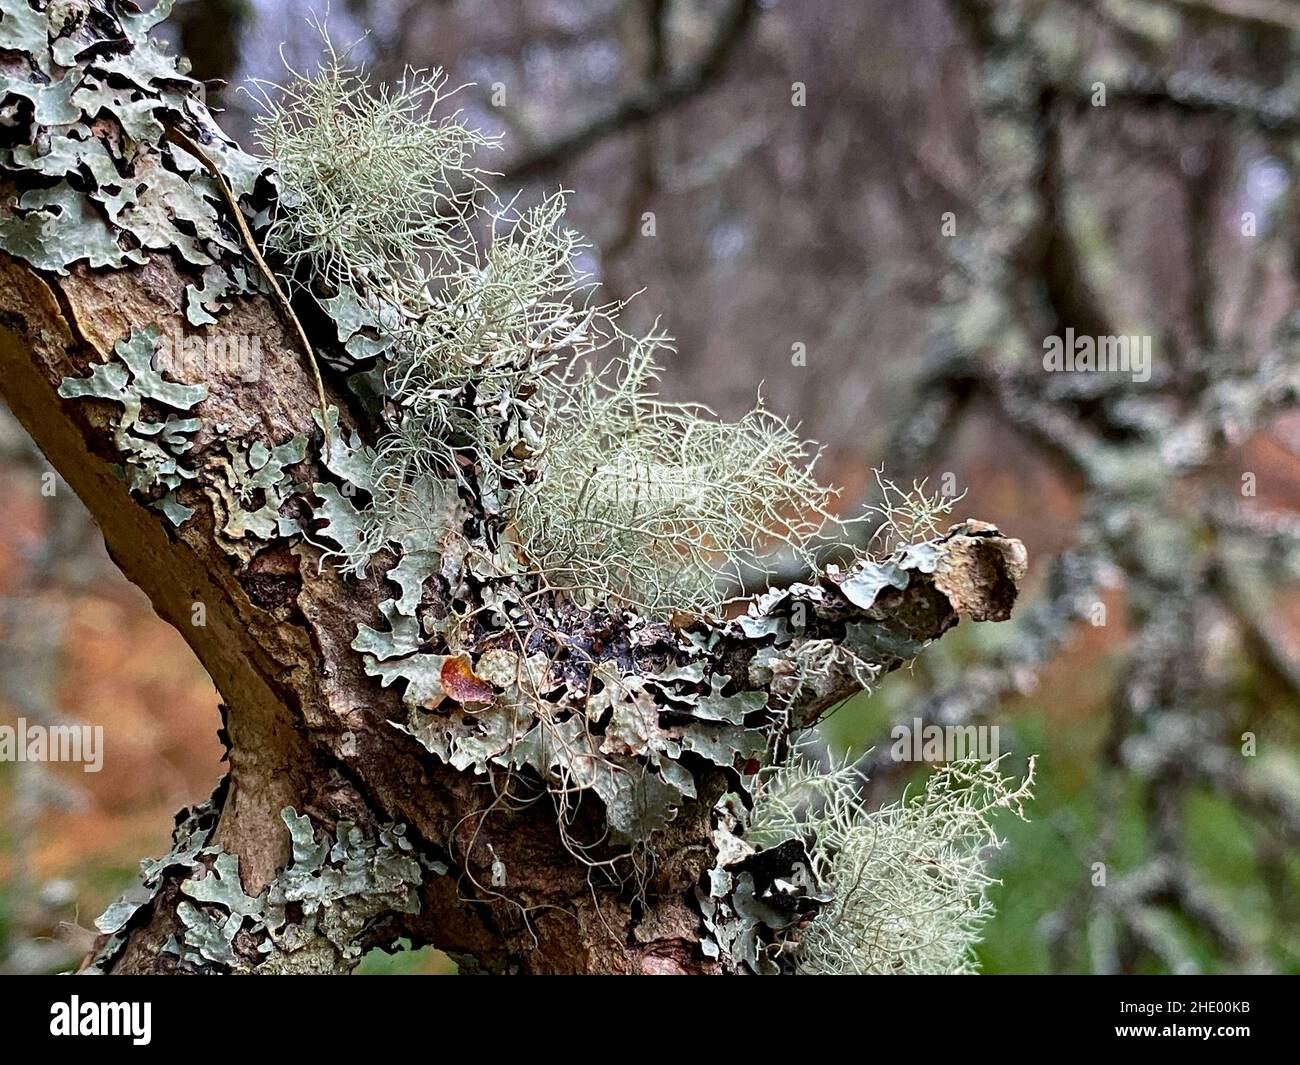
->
[163,123,331,459]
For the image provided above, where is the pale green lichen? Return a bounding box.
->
[58,326,207,524]
[248,37,492,303]
[91,801,433,973]
[748,754,1036,975]
[865,467,967,556]
[249,32,563,531]
[253,33,852,617]
[513,336,842,614]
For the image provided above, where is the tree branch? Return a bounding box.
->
[0,0,1023,974]
[497,0,760,184]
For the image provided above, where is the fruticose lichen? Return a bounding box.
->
[512,337,841,613]
[746,753,1037,974]
[250,32,849,618]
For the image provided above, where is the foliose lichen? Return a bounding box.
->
[0,0,272,305]
[57,325,206,523]
[207,432,308,544]
[90,798,439,974]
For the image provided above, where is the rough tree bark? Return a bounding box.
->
[0,0,1026,974]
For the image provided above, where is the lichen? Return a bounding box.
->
[90,801,434,974]
[695,794,830,973]
[318,435,1008,850]
[57,326,206,524]
[241,37,895,854]
[257,810,427,965]
[85,789,223,973]
[375,594,776,843]
[250,32,854,619]
[23,4,1034,976]
[514,338,843,614]
[207,432,308,544]
[0,0,273,306]
[747,753,1036,975]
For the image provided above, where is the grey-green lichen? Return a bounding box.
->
[89,798,438,974]
[746,754,1036,975]
[57,325,206,524]
[19,5,1032,976]
[57,328,309,535]
[0,0,273,318]
[255,810,428,966]
[85,789,222,973]
[249,33,850,620]
[5,1,296,529]
[208,432,308,542]
[694,792,830,973]
[168,809,428,971]
[311,442,991,850]
[248,37,954,857]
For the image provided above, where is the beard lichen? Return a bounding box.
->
[250,29,850,618]
[246,34,1037,974]
[746,752,1036,974]
[512,334,841,614]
